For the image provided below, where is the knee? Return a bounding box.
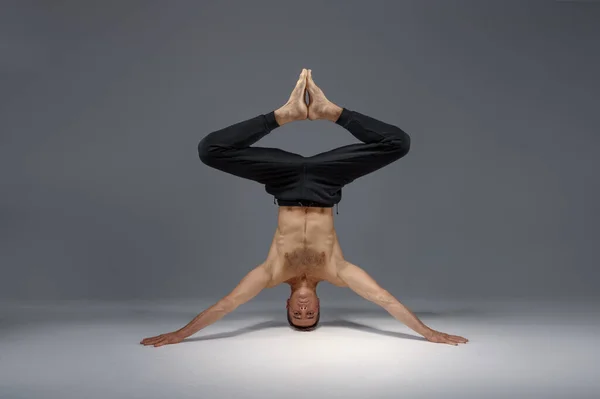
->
[198,136,219,166]
[389,128,410,157]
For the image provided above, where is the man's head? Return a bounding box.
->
[286,284,320,331]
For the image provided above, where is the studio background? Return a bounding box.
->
[2,0,599,304]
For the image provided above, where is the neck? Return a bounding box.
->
[288,275,318,292]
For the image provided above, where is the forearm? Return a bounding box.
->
[174,299,235,338]
[380,297,432,338]
[339,261,428,336]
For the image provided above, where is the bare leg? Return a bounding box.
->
[306,69,343,122]
[274,69,309,126]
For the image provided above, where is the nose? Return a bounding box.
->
[298,300,309,306]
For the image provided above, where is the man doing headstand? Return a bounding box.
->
[141,69,468,347]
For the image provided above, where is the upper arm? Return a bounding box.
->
[222,264,272,309]
[336,261,395,307]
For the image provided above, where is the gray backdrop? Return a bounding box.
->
[2,0,599,302]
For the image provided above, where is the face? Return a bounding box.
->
[287,286,320,328]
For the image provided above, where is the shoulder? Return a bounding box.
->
[318,255,349,287]
[261,257,286,288]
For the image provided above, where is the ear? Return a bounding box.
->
[286,298,290,309]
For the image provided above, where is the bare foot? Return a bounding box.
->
[275,69,309,125]
[306,69,342,122]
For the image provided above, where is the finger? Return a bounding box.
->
[431,336,452,345]
[145,335,164,345]
[141,337,157,344]
[448,335,468,343]
[447,337,463,345]
[443,334,461,344]
[451,336,468,344]
[440,332,457,340]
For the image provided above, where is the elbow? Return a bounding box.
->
[216,296,238,313]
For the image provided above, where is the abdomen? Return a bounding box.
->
[274,207,336,270]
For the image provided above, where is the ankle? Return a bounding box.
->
[274,107,294,126]
[325,103,343,122]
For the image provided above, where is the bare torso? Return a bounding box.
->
[264,206,347,288]
[140,204,468,346]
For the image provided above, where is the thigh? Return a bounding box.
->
[307,142,404,186]
[201,145,304,186]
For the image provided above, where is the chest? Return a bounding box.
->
[267,248,345,287]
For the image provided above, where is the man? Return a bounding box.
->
[141,69,468,347]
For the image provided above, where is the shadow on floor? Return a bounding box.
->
[183,318,426,342]
[172,306,485,323]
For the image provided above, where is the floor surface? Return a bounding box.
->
[1,298,598,399]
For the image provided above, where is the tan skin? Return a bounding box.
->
[141,69,468,347]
